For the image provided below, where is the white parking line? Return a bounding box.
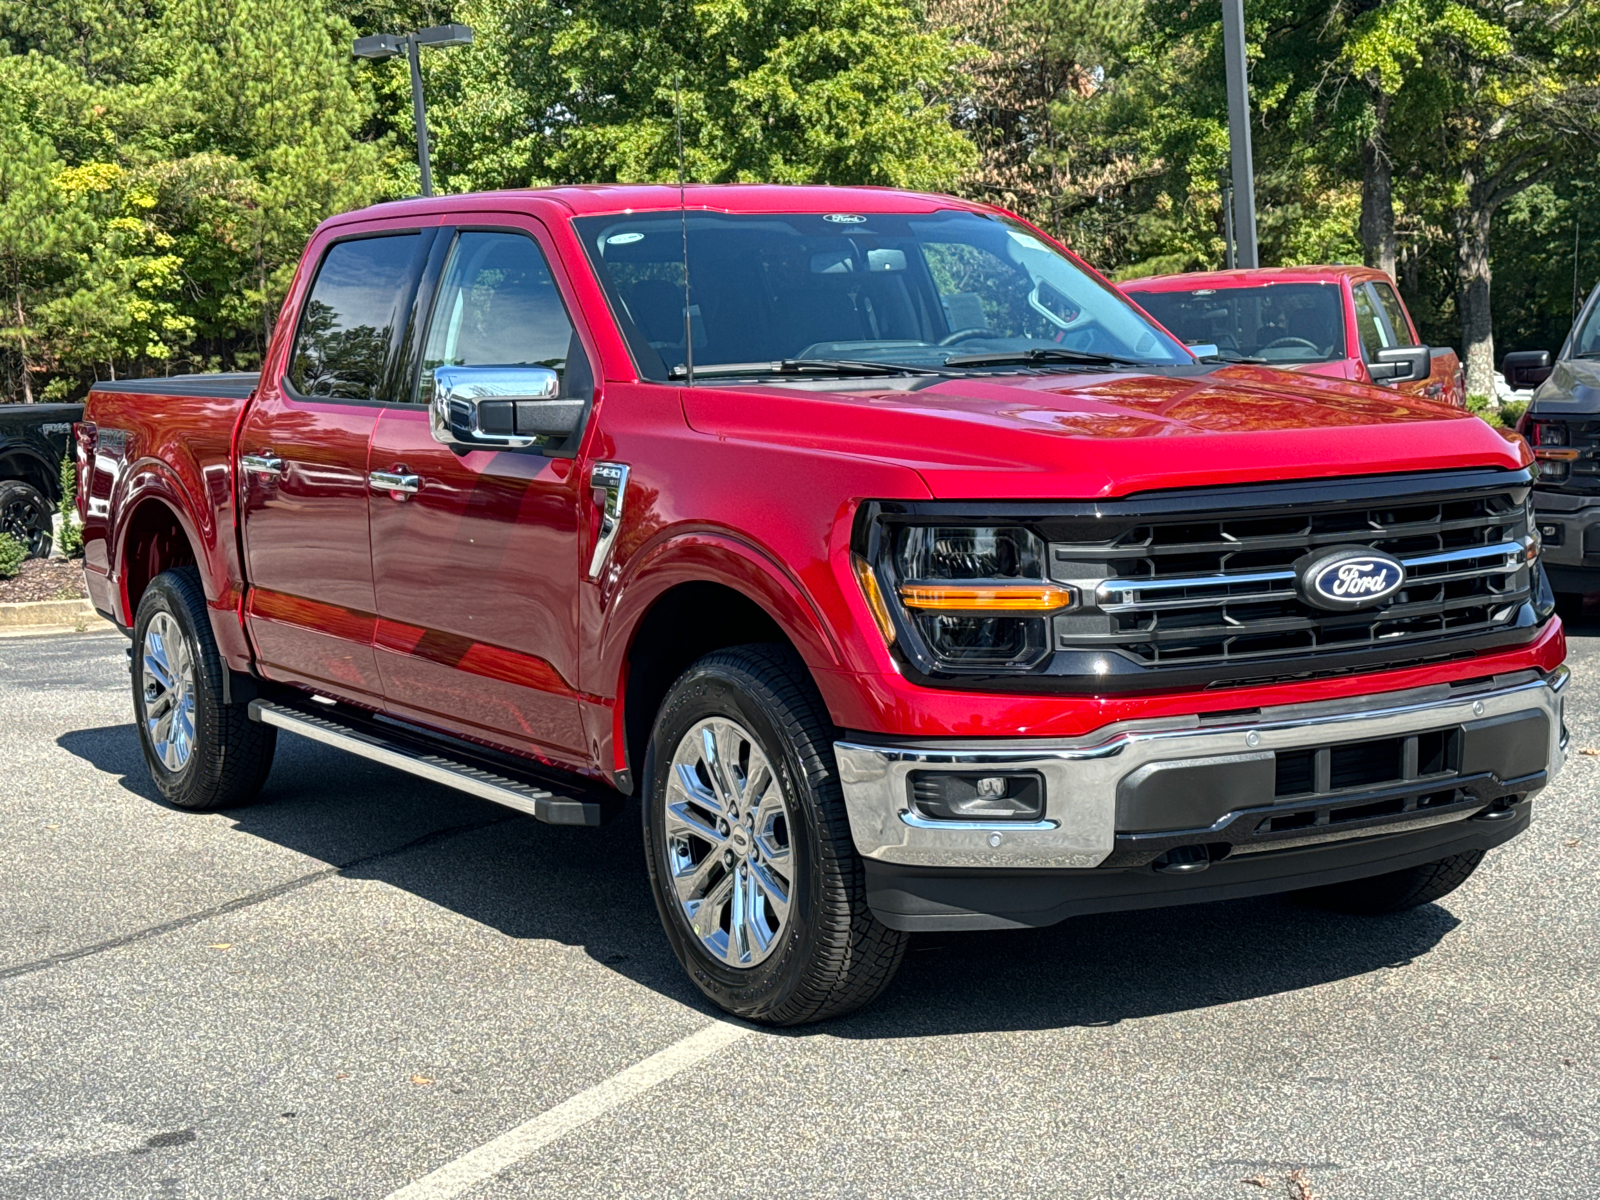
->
[382,1019,753,1199]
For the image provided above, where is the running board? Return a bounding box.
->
[247,699,610,826]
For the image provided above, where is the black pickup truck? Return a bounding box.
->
[1507,279,1600,594]
[0,403,80,557]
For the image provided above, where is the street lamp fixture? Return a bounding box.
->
[353,24,473,198]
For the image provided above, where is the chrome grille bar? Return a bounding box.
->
[1095,540,1525,612]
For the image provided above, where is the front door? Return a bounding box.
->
[368,223,597,762]
[239,229,430,703]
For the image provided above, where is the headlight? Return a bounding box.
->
[855,518,1075,673]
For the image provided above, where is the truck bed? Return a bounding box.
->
[89,372,260,400]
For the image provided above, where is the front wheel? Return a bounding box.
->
[642,644,908,1025]
[1296,849,1485,915]
[132,567,277,810]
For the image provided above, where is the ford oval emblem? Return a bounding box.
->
[1299,546,1405,611]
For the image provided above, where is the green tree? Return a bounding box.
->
[386,0,973,191]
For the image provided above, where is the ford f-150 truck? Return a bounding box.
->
[79,186,1567,1025]
[1124,266,1465,407]
[1505,278,1600,595]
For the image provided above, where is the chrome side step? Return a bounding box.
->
[247,699,607,826]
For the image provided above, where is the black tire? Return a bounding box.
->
[0,479,53,558]
[131,567,276,810]
[1296,849,1485,915]
[642,643,908,1025]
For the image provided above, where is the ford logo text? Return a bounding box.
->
[1300,548,1405,611]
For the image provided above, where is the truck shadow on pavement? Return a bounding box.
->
[59,722,1460,1038]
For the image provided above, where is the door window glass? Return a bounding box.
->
[1370,282,1416,346]
[288,234,422,400]
[1351,283,1394,360]
[419,231,589,403]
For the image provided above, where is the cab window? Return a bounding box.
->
[288,233,423,401]
[1351,283,1395,361]
[1370,282,1417,347]
[418,231,593,404]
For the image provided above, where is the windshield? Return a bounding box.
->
[1570,290,1600,358]
[573,210,1189,379]
[1125,282,1346,364]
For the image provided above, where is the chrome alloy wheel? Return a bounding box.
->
[664,717,794,968]
[142,611,197,772]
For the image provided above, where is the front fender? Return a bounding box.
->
[599,527,847,682]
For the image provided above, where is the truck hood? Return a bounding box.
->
[1528,357,1600,415]
[681,364,1529,500]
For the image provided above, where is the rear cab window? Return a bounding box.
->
[287,233,426,401]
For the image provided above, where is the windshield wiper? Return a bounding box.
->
[1200,350,1267,364]
[670,358,943,379]
[942,347,1150,369]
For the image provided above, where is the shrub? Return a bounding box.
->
[57,454,83,557]
[1465,393,1505,427]
[0,532,25,579]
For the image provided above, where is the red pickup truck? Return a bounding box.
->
[1124,266,1466,407]
[79,186,1565,1025]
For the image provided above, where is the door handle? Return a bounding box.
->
[240,453,283,474]
[369,469,421,496]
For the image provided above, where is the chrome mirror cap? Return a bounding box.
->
[429,365,581,449]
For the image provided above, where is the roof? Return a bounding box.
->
[1122,265,1389,292]
[326,183,996,228]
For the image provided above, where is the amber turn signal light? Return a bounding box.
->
[852,555,897,644]
[898,584,1077,612]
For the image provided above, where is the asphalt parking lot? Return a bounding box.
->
[2,624,1597,1200]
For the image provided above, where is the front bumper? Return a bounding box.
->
[834,666,1568,873]
[1532,491,1600,587]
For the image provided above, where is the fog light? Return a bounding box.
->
[908,771,1045,821]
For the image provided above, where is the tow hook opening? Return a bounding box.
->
[1475,794,1526,822]
[1152,843,1230,874]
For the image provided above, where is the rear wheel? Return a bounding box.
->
[642,644,908,1025]
[132,567,276,810]
[1296,849,1485,915]
[0,479,53,558]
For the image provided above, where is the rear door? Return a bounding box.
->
[239,227,433,702]
[366,220,598,762]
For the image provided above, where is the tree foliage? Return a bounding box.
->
[0,0,1595,402]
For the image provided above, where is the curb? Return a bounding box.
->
[0,598,110,633]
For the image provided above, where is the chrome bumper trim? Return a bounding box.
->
[833,667,1568,870]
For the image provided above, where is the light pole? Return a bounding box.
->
[1219,0,1258,269]
[353,24,474,198]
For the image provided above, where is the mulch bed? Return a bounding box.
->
[0,557,90,604]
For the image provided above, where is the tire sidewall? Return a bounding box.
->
[643,662,827,1018]
[132,573,214,806]
[0,480,53,558]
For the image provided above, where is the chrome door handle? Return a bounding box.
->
[369,470,421,495]
[240,453,283,474]
[588,462,630,580]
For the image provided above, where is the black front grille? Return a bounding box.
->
[1047,473,1533,683]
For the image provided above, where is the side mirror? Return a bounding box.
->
[1501,350,1553,391]
[1186,342,1220,360]
[1369,344,1431,384]
[429,365,583,450]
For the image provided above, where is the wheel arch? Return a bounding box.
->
[604,532,850,789]
[117,493,202,626]
[0,447,58,500]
